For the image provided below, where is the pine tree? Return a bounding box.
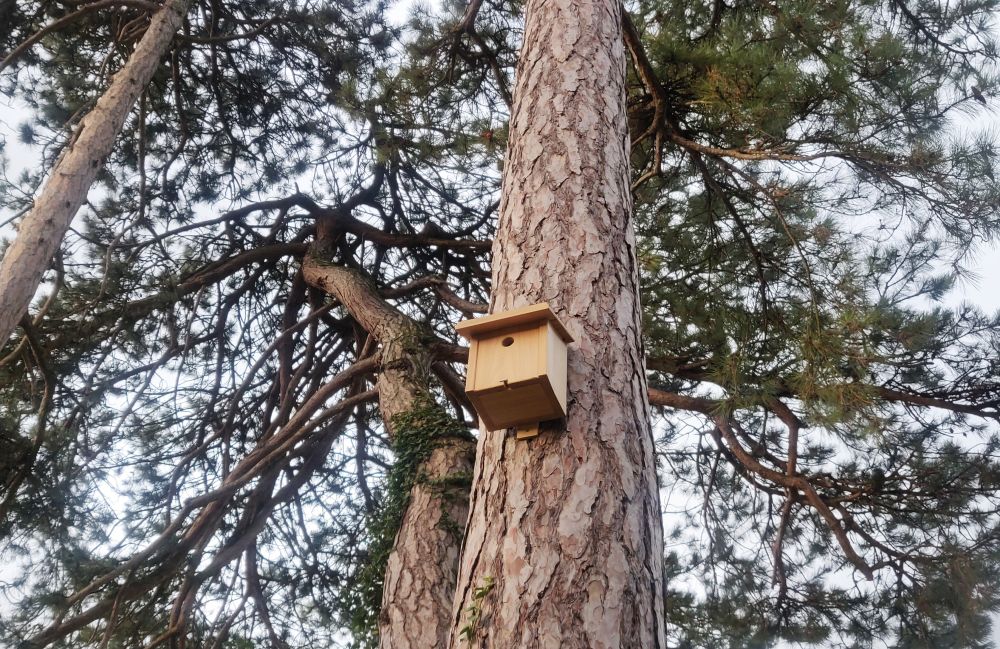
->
[2,0,1000,648]
[445,0,665,644]
[0,0,191,346]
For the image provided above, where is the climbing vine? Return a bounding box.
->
[343,399,474,646]
[459,575,495,644]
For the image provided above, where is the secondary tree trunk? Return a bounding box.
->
[0,0,190,346]
[447,0,666,646]
[302,254,476,649]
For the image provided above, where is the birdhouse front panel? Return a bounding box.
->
[469,324,543,392]
[455,303,574,432]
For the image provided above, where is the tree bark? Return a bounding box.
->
[302,255,476,649]
[0,0,190,346]
[447,0,666,646]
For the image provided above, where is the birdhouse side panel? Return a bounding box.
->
[545,322,569,413]
[464,330,481,392]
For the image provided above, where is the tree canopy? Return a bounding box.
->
[2,0,1000,647]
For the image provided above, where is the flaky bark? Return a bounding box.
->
[447,0,666,646]
[302,254,475,649]
[0,0,190,346]
[377,439,474,648]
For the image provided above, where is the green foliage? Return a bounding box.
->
[458,575,494,644]
[629,0,1000,645]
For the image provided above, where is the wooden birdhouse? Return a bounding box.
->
[455,303,574,438]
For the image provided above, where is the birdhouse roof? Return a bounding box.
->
[455,302,574,342]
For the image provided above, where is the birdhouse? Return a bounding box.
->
[455,303,574,437]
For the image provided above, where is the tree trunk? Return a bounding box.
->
[302,254,476,649]
[0,0,190,346]
[447,0,666,646]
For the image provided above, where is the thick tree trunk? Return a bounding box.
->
[0,0,190,346]
[302,255,476,649]
[377,438,473,648]
[447,0,666,646]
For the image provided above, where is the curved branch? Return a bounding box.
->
[0,0,159,72]
[713,418,875,579]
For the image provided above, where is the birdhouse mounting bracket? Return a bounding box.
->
[515,423,540,440]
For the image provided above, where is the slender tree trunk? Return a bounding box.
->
[0,0,190,346]
[447,0,666,646]
[302,255,476,649]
